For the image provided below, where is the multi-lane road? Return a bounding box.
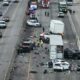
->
[0,0,28,80]
[8,1,80,80]
[0,0,80,80]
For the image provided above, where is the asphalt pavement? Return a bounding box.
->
[0,0,28,80]
[2,0,80,80]
[28,1,80,80]
[69,0,80,50]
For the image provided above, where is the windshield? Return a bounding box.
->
[55,64,61,66]
[60,5,66,7]
[22,43,31,46]
[30,20,38,23]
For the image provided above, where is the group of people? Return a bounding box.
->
[45,11,49,17]
[36,39,43,47]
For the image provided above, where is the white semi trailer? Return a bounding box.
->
[49,35,64,59]
[49,20,64,36]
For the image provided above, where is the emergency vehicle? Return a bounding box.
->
[41,0,50,8]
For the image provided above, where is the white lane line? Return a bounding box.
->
[0,2,13,20]
[63,40,68,43]
[0,1,4,9]
[11,0,22,20]
[27,53,32,80]
[67,12,80,50]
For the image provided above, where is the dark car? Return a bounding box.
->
[0,11,2,16]
[0,31,2,38]
[0,0,3,2]
[13,0,19,3]
[64,48,80,59]
[64,48,74,59]
[3,16,10,22]
[17,39,34,53]
[77,65,80,71]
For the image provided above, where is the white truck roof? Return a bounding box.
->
[49,35,63,46]
[49,46,57,59]
[49,45,63,59]
[60,1,67,4]
[49,20,64,34]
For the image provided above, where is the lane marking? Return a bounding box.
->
[0,1,13,19]
[27,53,32,80]
[10,0,22,20]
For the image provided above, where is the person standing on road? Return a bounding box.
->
[40,40,43,47]
[42,27,45,32]
[45,11,46,16]
[36,40,40,47]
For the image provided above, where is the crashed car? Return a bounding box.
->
[2,16,10,22]
[17,38,34,53]
[53,59,70,71]
[77,65,80,71]
[64,48,80,59]
[39,33,50,44]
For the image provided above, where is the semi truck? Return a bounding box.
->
[58,1,68,13]
[49,35,64,59]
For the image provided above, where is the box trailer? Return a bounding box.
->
[49,35,64,59]
[49,20,64,36]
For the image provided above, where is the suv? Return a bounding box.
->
[53,61,70,71]
[58,12,65,18]
[2,0,9,6]
[0,20,7,29]
[64,48,80,59]
[17,39,34,53]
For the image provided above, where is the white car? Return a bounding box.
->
[0,20,7,29]
[3,0,9,6]
[26,19,41,27]
[58,12,65,17]
[53,59,70,71]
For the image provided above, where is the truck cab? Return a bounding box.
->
[58,1,67,13]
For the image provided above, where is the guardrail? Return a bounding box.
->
[67,11,80,50]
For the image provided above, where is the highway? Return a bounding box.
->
[0,0,28,80]
[50,1,78,50]
[29,1,80,80]
[9,2,80,80]
[0,0,80,80]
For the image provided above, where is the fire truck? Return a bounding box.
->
[41,0,50,8]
